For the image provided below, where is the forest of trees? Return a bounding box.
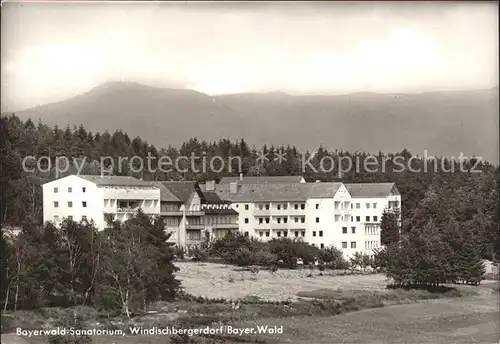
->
[0,113,498,313]
[1,211,180,315]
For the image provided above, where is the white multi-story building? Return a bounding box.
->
[215,176,401,258]
[42,175,401,258]
[42,175,160,230]
[42,176,238,244]
[344,183,401,259]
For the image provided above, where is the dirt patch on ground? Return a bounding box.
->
[174,261,388,301]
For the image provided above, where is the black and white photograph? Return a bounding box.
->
[1,1,499,343]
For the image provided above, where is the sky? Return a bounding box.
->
[1,1,498,111]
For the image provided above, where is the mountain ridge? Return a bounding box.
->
[14,82,499,163]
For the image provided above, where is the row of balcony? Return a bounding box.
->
[253,208,351,216]
[186,223,238,230]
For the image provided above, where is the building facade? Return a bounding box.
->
[42,175,160,229]
[42,176,239,250]
[42,175,400,258]
[214,177,401,259]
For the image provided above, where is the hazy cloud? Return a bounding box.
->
[1,1,498,111]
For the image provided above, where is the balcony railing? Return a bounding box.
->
[254,208,271,215]
[211,223,238,229]
[270,222,290,230]
[185,211,205,217]
[160,210,183,216]
[117,207,139,213]
[186,224,205,230]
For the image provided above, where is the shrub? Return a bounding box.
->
[252,249,279,267]
[318,246,349,269]
[209,231,258,264]
[190,246,209,262]
[268,238,318,268]
[173,246,185,260]
[233,247,254,267]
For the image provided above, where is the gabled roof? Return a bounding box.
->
[215,182,343,202]
[77,175,154,187]
[344,183,399,198]
[150,182,181,202]
[219,175,305,185]
[160,181,199,204]
[302,182,344,199]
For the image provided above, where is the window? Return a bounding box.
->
[53,215,59,222]
[284,217,288,223]
[265,204,270,210]
[259,218,263,224]
[277,204,281,210]
[351,227,356,234]
[301,231,305,237]
[259,204,263,210]
[82,215,87,221]
[342,227,347,234]
[351,241,357,249]
[301,217,305,223]
[295,231,299,237]
[283,231,288,237]
[300,204,305,210]
[236,204,239,208]
[245,204,249,210]
[82,187,86,193]
[365,216,370,222]
[265,232,270,237]
[295,217,299,223]
[316,217,319,223]
[319,230,323,237]
[277,218,281,224]
[283,204,287,210]
[277,231,281,237]
[342,241,347,249]
[244,218,249,224]
[68,216,73,221]
[373,216,378,222]
[244,231,249,237]
[68,187,72,193]
[373,203,377,209]
[259,232,263,237]
[366,203,370,209]
[54,187,58,193]
[351,216,353,221]
[351,203,353,209]
[320,243,325,249]
[313,231,317,237]
[68,201,73,208]
[294,204,298,210]
[54,201,59,208]
[265,218,270,223]
[356,216,360,222]
[315,204,319,209]
[356,203,360,209]
[82,201,87,208]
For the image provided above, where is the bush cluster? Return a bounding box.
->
[204,232,349,269]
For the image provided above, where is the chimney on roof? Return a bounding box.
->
[206,180,215,191]
[230,182,238,194]
[239,173,243,181]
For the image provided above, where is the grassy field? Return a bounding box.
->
[175,261,389,301]
[2,262,498,344]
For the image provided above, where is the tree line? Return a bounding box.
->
[1,211,180,316]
